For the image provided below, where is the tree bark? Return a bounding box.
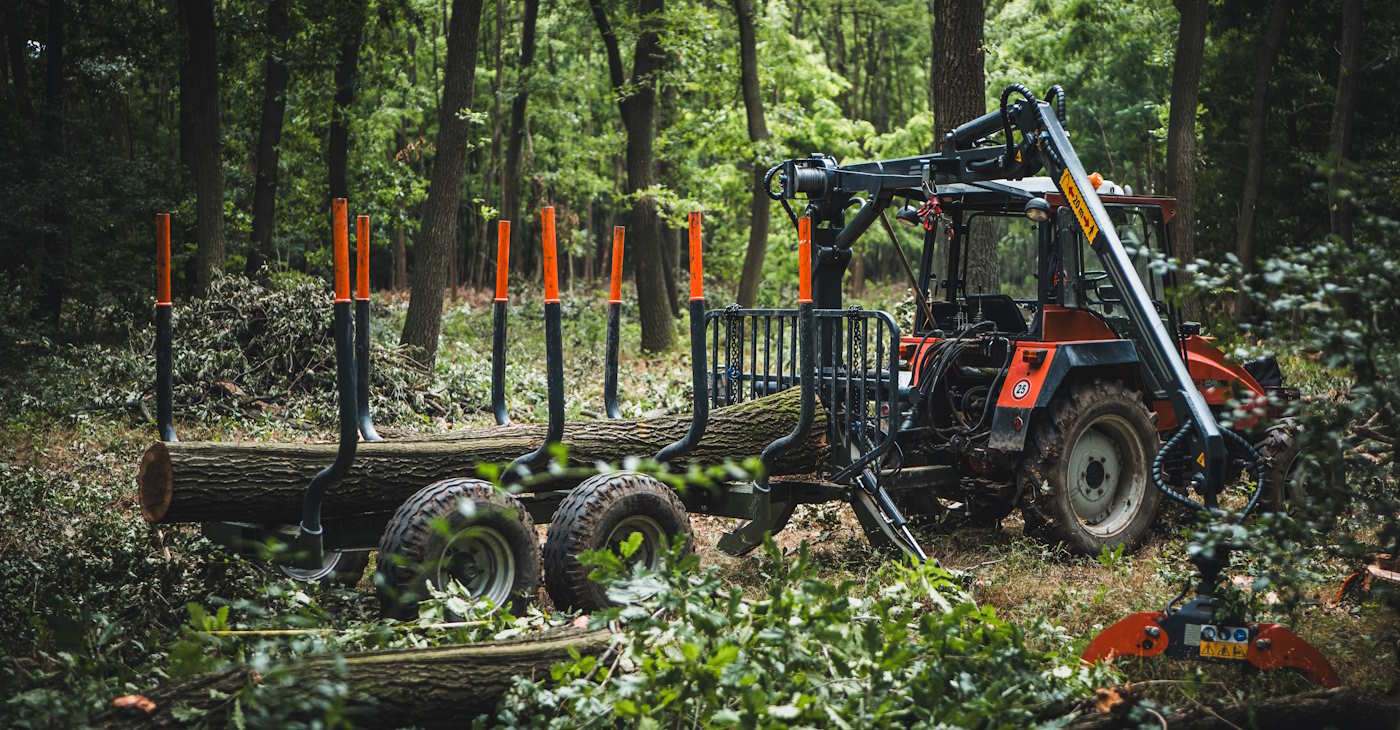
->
[178,0,226,296]
[1233,0,1289,320]
[5,6,33,124]
[139,388,827,526]
[502,0,540,279]
[733,0,771,309]
[589,0,674,352]
[99,629,613,729]
[246,0,292,277]
[35,0,67,326]
[1327,0,1362,246]
[400,0,483,367]
[329,0,367,202]
[1166,0,1207,313]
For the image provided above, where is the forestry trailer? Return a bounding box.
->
[142,83,1335,685]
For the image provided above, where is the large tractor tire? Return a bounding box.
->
[376,478,541,619]
[1255,422,1308,513]
[1017,380,1161,555]
[543,472,693,611]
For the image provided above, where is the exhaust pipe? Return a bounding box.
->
[656,212,709,463]
[155,213,178,443]
[294,198,359,569]
[757,216,815,491]
[509,207,564,477]
[355,214,382,442]
[603,226,625,419]
[491,219,511,425]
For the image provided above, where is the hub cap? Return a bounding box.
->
[279,550,353,582]
[440,527,516,605]
[605,515,667,569]
[1066,413,1146,536]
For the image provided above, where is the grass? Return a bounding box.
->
[1,280,1395,725]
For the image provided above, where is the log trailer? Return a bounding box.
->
[144,83,1335,685]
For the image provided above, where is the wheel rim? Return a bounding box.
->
[279,550,348,582]
[604,514,667,570]
[1066,413,1147,537]
[440,527,516,605]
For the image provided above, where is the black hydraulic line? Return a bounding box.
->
[155,213,177,443]
[1044,84,1067,125]
[354,297,381,442]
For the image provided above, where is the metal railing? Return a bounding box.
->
[813,308,901,484]
[706,307,802,408]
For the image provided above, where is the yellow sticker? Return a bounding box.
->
[1196,452,1206,468]
[1199,641,1248,660]
[1059,168,1100,244]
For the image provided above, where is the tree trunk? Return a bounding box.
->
[589,0,674,352]
[733,0,771,308]
[502,0,540,279]
[5,7,33,123]
[246,0,291,277]
[139,388,825,526]
[400,0,483,367]
[328,0,367,202]
[1327,0,1362,246]
[394,226,407,290]
[1167,0,1207,313]
[99,629,613,729]
[35,0,67,326]
[931,0,992,295]
[178,0,226,296]
[1233,0,1289,320]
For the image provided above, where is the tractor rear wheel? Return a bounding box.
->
[1256,422,1310,513]
[543,472,693,611]
[1017,380,1160,555]
[376,478,540,619]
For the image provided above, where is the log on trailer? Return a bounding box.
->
[100,628,613,728]
[139,387,826,525]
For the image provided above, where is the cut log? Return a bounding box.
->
[99,628,612,728]
[139,388,827,525]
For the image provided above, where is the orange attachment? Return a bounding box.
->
[688,211,704,300]
[356,215,370,300]
[332,198,350,302]
[1088,171,1104,190]
[541,207,559,302]
[797,216,812,303]
[156,213,172,305]
[609,226,625,303]
[495,220,511,301]
[1246,624,1341,688]
[1080,611,1169,664]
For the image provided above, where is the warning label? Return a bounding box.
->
[1059,168,1099,244]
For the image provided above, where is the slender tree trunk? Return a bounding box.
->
[329,0,367,202]
[502,0,540,279]
[1167,0,1208,314]
[733,0,771,308]
[246,0,291,276]
[1234,0,1289,319]
[36,0,67,325]
[5,8,33,123]
[932,0,994,293]
[394,226,407,290]
[178,0,226,296]
[400,0,483,367]
[1327,0,1362,246]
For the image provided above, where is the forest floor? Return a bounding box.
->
[1,281,1396,723]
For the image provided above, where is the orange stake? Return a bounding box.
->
[798,216,812,303]
[333,198,350,302]
[688,211,704,300]
[609,226,625,303]
[495,220,511,301]
[356,215,370,300]
[541,207,559,302]
[156,213,172,306]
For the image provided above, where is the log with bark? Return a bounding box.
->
[100,628,612,728]
[139,387,826,525]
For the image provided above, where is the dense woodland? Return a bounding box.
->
[4,0,1400,727]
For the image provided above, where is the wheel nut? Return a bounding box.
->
[1146,626,1161,638]
[1255,638,1271,650]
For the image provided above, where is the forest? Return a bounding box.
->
[2,0,1400,726]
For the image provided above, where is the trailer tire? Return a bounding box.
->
[1017,380,1160,555]
[543,472,692,611]
[376,478,540,619]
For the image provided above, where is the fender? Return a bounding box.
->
[1153,335,1268,430]
[989,339,1141,451]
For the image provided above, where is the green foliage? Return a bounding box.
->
[491,540,1117,728]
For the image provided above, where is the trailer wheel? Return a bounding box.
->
[543,472,693,611]
[1017,380,1160,555]
[278,549,369,587]
[376,478,540,619]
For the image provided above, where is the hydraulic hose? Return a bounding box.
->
[1151,420,1267,519]
[998,83,1036,165]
